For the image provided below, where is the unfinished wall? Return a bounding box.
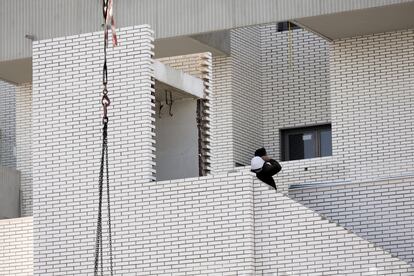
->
[157,53,212,176]
[155,99,199,181]
[32,25,156,274]
[0,217,33,276]
[290,175,414,266]
[0,81,16,168]
[260,25,331,160]
[231,26,263,166]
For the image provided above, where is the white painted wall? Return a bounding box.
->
[155,98,199,181]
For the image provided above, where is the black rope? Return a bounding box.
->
[94,0,114,275]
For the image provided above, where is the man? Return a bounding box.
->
[251,147,282,190]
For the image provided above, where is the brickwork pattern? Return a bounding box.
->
[3,172,414,275]
[0,217,33,276]
[275,156,346,192]
[118,172,255,275]
[260,25,331,160]
[254,180,414,275]
[0,80,16,168]
[158,53,207,78]
[330,29,414,181]
[210,56,234,173]
[290,175,414,265]
[32,25,155,275]
[231,26,263,166]
[16,83,32,216]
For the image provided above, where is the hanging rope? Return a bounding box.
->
[94,0,117,275]
[288,21,293,70]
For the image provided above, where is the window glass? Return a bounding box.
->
[302,132,316,159]
[288,133,304,160]
[282,124,332,161]
[320,128,332,157]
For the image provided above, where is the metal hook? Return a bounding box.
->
[157,100,164,118]
[165,90,173,116]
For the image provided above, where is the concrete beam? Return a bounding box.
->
[153,60,205,99]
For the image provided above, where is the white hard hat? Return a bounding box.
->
[251,156,265,170]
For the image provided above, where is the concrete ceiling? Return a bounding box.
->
[0,58,32,85]
[1,2,414,84]
[295,2,414,40]
[0,36,226,84]
[154,35,228,59]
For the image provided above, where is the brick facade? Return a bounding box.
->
[210,56,234,173]
[1,21,413,275]
[16,83,33,216]
[260,25,331,161]
[32,25,155,274]
[0,81,16,168]
[254,179,413,275]
[290,175,414,265]
[231,26,263,167]
[331,29,414,181]
[0,217,33,276]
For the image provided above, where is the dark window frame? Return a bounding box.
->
[281,124,332,161]
[277,21,300,32]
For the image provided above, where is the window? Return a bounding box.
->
[281,125,332,161]
[277,21,300,32]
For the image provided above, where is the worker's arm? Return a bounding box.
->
[262,159,282,176]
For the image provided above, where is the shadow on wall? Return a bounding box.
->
[0,166,20,219]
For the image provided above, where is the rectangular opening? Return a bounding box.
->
[281,124,332,161]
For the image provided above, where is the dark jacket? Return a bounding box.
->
[252,159,282,190]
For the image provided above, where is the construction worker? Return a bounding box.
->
[251,147,282,190]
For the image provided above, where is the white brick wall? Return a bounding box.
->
[0,80,16,168]
[231,26,263,166]
[284,29,414,266]
[3,21,413,275]
[157,53,207,78]
[0,81,33,216]
[210,56,234,173]
[275,156,346,192]
[260,25,331,160]
[16,83,32,216]
[32,25,155,275]
[331,29,414,181]
[118,172,255,275]
[4,172,413,275]
[0,217,33,276]
[254,180,414,275]
[290,175,414,265]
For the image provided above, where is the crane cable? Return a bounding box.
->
[94,0,117,275]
